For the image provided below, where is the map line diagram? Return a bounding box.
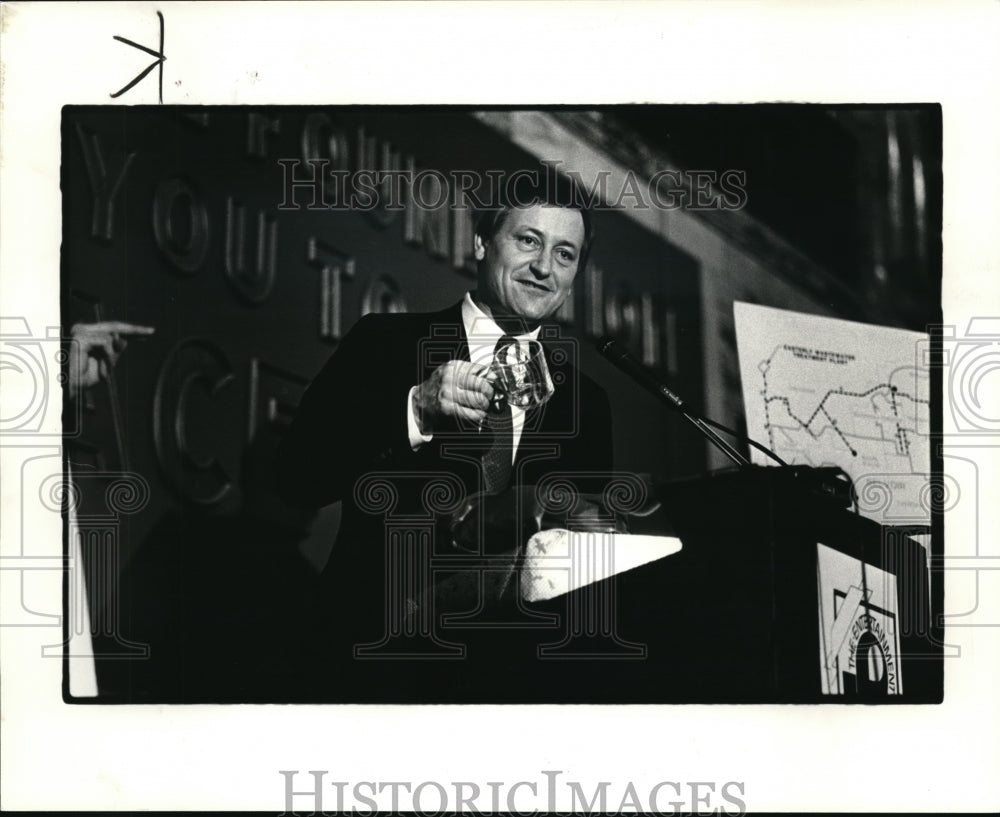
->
[759,348,930,470]
[735,302,932,528]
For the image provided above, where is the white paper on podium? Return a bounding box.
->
[520,530,683,602]
[733,302,931,526]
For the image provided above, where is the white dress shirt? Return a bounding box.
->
[407,292,540,463]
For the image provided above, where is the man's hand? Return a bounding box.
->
[412,360,494,434]
[67,321,155,400]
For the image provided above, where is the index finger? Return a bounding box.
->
[458,364,494,397]
[81,321,156,337]
[465,362,490,378]
[475,376,496,397]
[92,322,156,337]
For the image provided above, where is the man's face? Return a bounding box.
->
[474,204,585,328]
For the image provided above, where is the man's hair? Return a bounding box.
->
[474,171,595,272]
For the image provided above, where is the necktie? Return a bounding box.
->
[481,335,516,494]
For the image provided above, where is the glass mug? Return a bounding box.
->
[488,339,554,412]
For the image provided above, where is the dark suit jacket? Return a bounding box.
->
[275,301,613,690]
[277,299,613,509]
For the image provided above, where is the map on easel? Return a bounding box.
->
[734,302,931,527]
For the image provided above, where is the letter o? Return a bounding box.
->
[301,112,350,171]
[412,169,450,211]
[152,177,210,275]
[412,781,447,816]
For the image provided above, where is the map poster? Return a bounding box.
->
[734,302,931,527]
[816,542,903,696]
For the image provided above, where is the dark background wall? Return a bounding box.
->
[612,104,942,334]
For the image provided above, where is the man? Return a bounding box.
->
[276,187,613,697]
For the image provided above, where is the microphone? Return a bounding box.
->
[596,339,686,411]
[595,340,853,505]
[596,337,750,467]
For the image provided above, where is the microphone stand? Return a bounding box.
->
[679,410,751,467]
[597,338,752,466]
[675,408,854,509]
[596,338,853,506]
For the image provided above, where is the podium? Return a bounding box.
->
[302,466,942,705]
[440,466,942,704]
[634,466,940,702]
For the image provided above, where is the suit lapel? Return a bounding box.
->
[416,301,469,382]
[512,336,573,472]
